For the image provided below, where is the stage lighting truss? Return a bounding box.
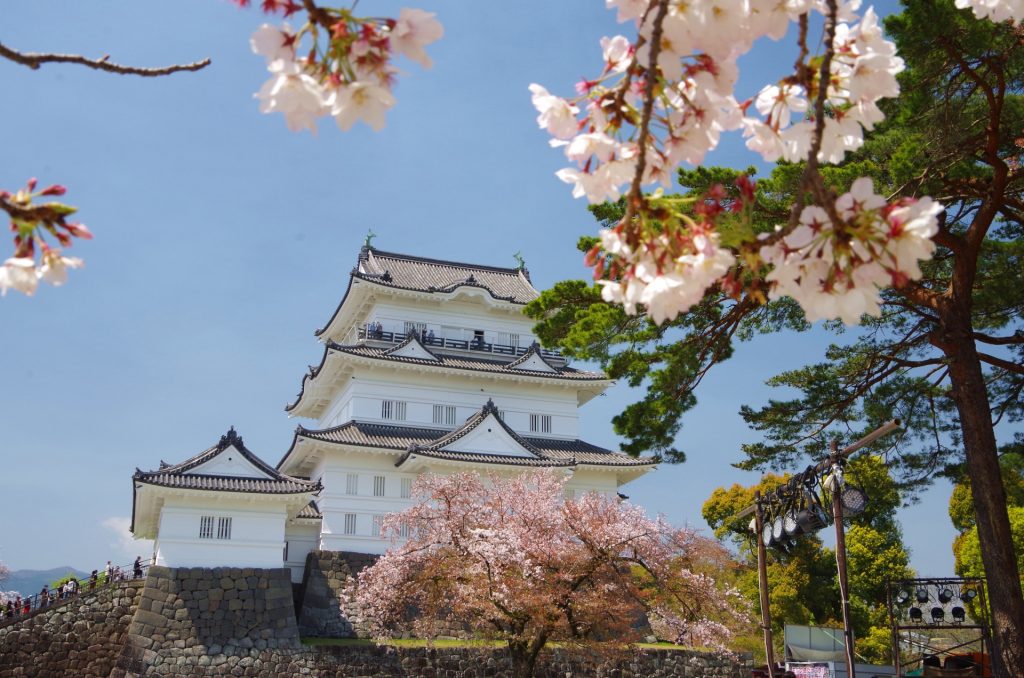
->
[888,577,988,628]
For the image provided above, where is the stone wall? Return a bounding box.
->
[296,550,378,638]
[112,565,299,676]
[0,581,140,677]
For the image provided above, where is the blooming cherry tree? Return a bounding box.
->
[529,0,1023,329]
[354,471,747,677]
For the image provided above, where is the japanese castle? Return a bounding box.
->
[130,247,656,582]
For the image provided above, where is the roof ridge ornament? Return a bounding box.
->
[482,398,500,415]
[218,426,242,450]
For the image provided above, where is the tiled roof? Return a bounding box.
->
[315,247,539,338]
[324,342,606,381]
[296,501,322,519]
[283,403,654,470]
[356,248,539,304]
[135,428,322,495]
[133,472,318,494]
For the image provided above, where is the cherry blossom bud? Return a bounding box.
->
[39,185,66,197]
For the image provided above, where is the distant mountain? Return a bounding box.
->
[3,567,89,597]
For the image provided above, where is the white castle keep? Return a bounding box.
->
[130,247,656,583]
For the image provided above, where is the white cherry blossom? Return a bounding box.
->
[390,8,444,69]
[250,24,295,63]
[38,251,83,287]
[0,258,38,296]
[256,59,327,133]
[328,81,396,132]
[529,84,580,140]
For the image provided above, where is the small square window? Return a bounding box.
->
[199,516,214,539]
[346,473,358,495]
[217,517,232,540]
[400,477,413,499]
[343,513,357,535]
[373,475,385,497]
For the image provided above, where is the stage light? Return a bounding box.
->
[938,588,954,604]
[795,502,830,533]
[951,606,966,623]
[762,520,774,547]
[916,587,930,604]
[895,589,911,605]
[909,607,923,623]
[961,588,978,602]
[783,510,801,537]
[772,515,785,542]
[841,486,869,516]
[930,606,945,623]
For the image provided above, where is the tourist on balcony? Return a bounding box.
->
[66,577,78,598]
[427,329,435,344]
[88,570,98,591]
[4,600,13,619]
[38,585,48,608]
[21,598,29,615]
[133,556,143,579]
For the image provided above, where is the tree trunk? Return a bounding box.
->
[507,641,539,678]
[944,319,1024,678]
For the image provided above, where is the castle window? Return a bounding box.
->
[217,517,232,540]
[432,404,457,426]
[199,515,214,539]
[346,473,358,495]
[371,515,383,537]
[400,477,413,499]
[382,400,407,421]
[373,475,386,497]
[404,321,426,338]
[399,522,410,538]
[529,414,552,434]
[344,513,357,535]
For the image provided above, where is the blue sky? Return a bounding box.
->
[0,0,965,578]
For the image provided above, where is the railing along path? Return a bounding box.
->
[0,560,151,629]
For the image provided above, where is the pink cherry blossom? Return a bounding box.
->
[528,84,579,140]
[250,23,295,63]
[354,470,746,662]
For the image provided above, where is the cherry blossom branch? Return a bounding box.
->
[622,0,670,225]
[0,41,210,77]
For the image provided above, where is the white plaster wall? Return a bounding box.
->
[317,371,581,438]
[312,451,417,555]
[284,522,321,582]
[154,497,287,569]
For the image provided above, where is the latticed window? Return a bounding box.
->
[529,414,552,433]
[398,522,410,538]
[373,475,386,497]
[371,515,383,537]
[432,404,457,426]
[344,513,357,535]
[346,473,358,495]
[217,517,232,540]
[382,400,407,421]
[199,516,214,539]
[400,477,413,499]
[403,321,426,337]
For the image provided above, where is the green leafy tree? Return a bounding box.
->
[527,5,1024,670]
[951,441,1024,587]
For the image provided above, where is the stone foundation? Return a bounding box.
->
[296,550,378,638]
[112,565,300,676]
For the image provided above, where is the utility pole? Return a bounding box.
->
[754,492,777,678]
[829,440,857,678]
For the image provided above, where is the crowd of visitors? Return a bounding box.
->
[2,556,148,622]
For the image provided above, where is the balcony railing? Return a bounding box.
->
[357,327,564,363]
